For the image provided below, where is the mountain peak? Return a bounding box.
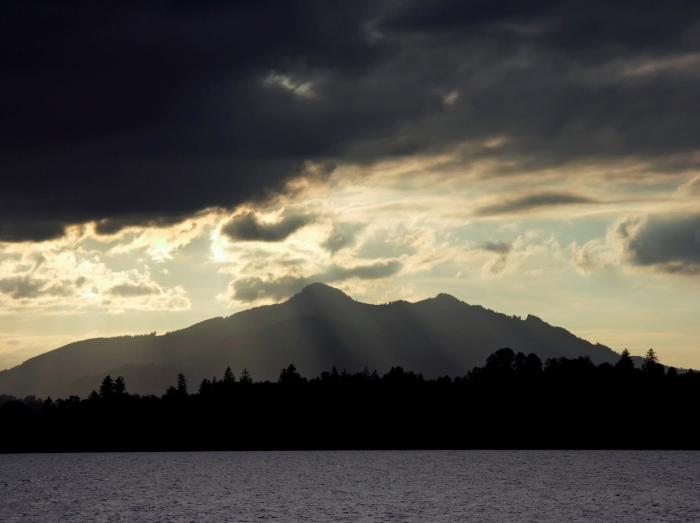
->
[433,292,462,304]
[293,282,352,301]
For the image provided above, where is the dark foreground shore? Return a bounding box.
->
[2,349,699,452]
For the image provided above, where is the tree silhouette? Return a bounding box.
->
[642,348,664,378]
[99,375,114,399]
[384,366,423,385]
[177,373,188,395]
[114,376,127,397]
[240,368,252,384]
[615,349,635,373]
[3,347,699,452]
[514,352,542,376]
[279,364,304,385]
[199,378,212,394]
[223,366,235,385]
[484,347,515,377]
[43,397,55,412]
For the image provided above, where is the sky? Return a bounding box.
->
[1,1,699,370]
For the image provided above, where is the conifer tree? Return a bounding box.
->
[240,368,252,384]
[114,376,127,396]
[99,375,115,399]
[176,373,188,395]
[615,349,635,373]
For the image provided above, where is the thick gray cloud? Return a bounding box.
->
[616,213,700,274]
[222,212,314,242]
[2,1,699,240]
[476,192,597,216]
[231,260,402,301]
[108,283,161,297]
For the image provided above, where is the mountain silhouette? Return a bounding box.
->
[0,283,622,397]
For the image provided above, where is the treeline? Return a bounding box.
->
[1,348,698,451]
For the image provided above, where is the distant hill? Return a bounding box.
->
[0,283,622,397]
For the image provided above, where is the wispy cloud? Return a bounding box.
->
[476,192,598,216]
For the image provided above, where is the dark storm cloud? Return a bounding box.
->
[616,214,700,275]
[384,0,699,54]
[0,0,380,240]
[222,211,314,242]
[231,260,402,301]
[2,1,699,241]
[476,192,597,216]
[0,221,67,243]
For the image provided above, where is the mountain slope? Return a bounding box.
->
[0,283,621,397]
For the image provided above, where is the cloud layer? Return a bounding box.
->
[2,1,700,240]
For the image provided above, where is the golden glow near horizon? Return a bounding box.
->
[0,151,699,370]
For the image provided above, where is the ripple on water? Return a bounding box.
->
[0,450,699,522]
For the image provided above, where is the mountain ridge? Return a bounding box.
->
[0,283,622,397]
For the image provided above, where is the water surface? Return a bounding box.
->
[1,450,698,521]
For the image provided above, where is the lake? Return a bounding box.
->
[1,450,698,521]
